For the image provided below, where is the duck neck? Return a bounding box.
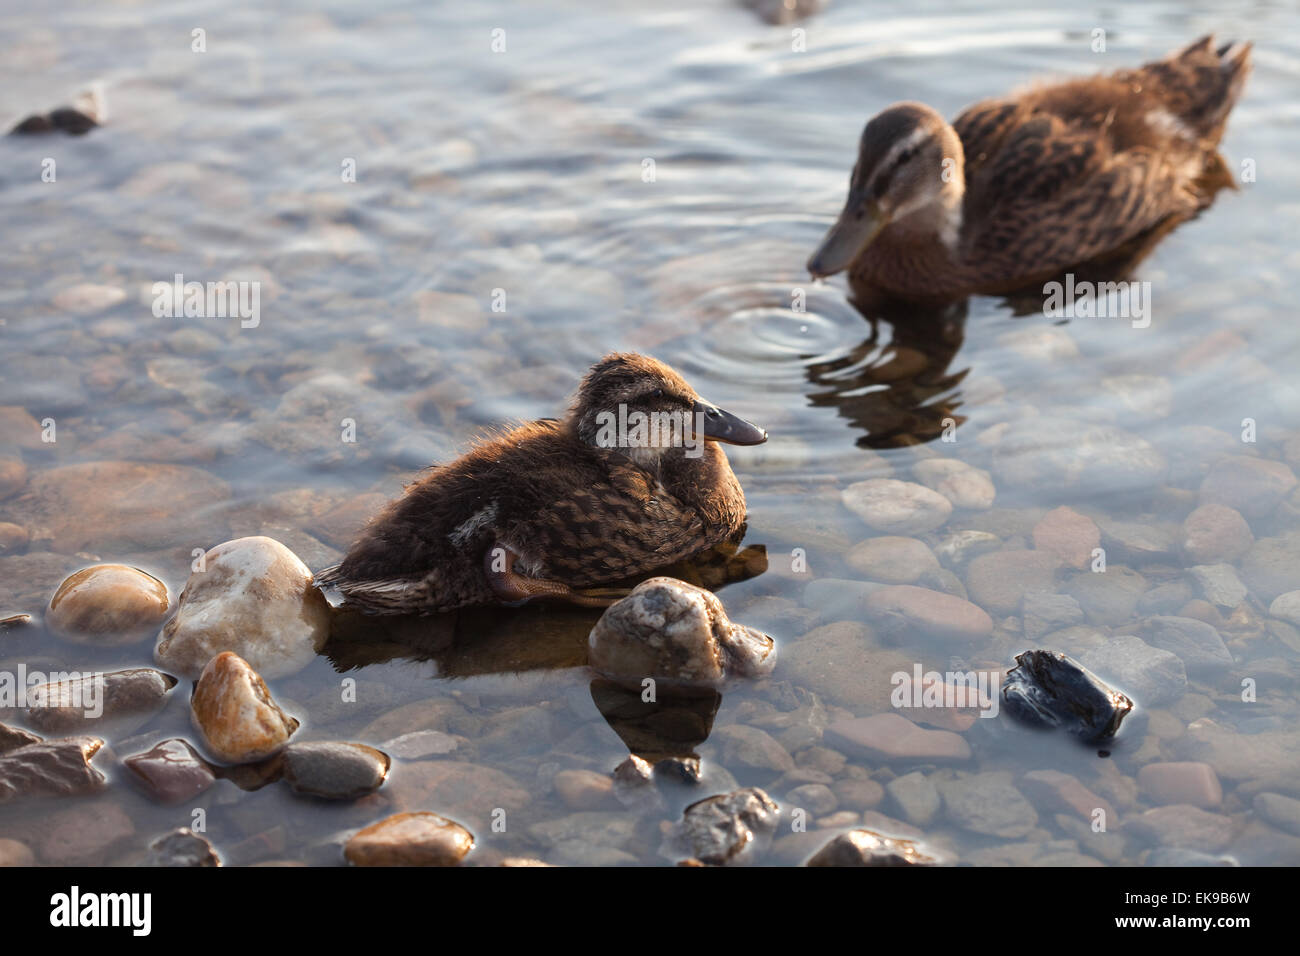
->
[659,443,745,527]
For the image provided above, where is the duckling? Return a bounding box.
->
[314,353,767,615]
[808,36,1252,302]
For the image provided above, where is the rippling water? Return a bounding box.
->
[2,0,1299,866]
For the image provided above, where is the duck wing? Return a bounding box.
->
[503,463,719,588]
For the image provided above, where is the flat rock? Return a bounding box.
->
[991,418,1167,495]
[1252,792,1300,837]
[1199,455,1297,518]
[190,652,299,764]
[1127,805,1237,851]
[1063,567,1148,626]
[156,536,331,680]
[1079,636,1186,707]
[715,725,795,774]
[381,730,460,759]
[911,458,995,510]
[16,461,230,553]
[844,536,939,584]
[1020,769,1115,823]
[1181,504,1253,564]
[123,738,217,804]
[937,772,1038,837]
[841,479,952,534]
[825,713,970,764]
[862,584,992,643]
[1188,563,1248,609]
[1140,616,1233,677]
[1032,507,1099,569]
[1022,591,1085,640]
[885,771,941,826]
[282,742,391,800]
[386,760,530,823]
[38,800,135,864]
[553,769,618,811]
[45,565,169,646]
[1173,720,1300,783]
[1138,762,1223,809]
[1240,534,1300,603]
[778,623,914,713]
[965,550,1061,616]
[345,812,474,866]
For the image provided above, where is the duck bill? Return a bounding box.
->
[807,201,889,278]
[694,400,767,445]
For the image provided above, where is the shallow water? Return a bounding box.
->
[2,0,1300,865]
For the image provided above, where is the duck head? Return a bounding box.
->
[808,102,965,278]
[571,353,767,467]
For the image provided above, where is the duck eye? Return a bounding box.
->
[652,388,664,399]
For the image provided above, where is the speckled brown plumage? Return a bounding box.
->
[809,36,1252,301]
[314,354,765,615]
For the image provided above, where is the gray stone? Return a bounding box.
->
[938,772,1038,837]
[1063,567,1148,626]
[885,770,941,826]
[660,787,780,865]
[146,828,221,867]
[1252,792,1300,837]
[1141,616,1233,677]
[1022,591,1085,640]
[991,418,1167,495]
[805,827,942,866]
[1079,636,1187,706]
[282,742,391,800]
[1188,564,1248,609]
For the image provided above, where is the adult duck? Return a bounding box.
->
[807,36,1252,302]
[314,353,767,614]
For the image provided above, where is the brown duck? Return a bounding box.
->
[807,36,1252,301]
[314,353,767,615]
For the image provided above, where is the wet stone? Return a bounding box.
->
[39,800,136,864]
[1032,506,1100,569]
[553,769,618,811]
[1001,650,1134,742]
[660,787,780,866]
[938,772,1038,838]
[965,550,1061,616]
[588,577,775,691]
[146,828,221,867]
[844,536,939,584]
[1199,455,1297,518]
[862,585,992,644]
[381,730,460,759]
[991,418,1167,495]
[801,578,883,622]
[1137,762,1223,809]
[22,667,177,737]
[45,565,169,646]
[840,479,952,534]
[1188,564,1248,609]
[156,535,331,680]
[1127,805,1237,851]
[825,713,970,764]
[1019,769,1115,823]
[1269,590,1300,626]
[787,783,838,816]
[933,529,1001,568]
[911,458,996,510]
[1098,519,1178,564]
[190,651,299,764]
[1253,792,1300,837]
[1079,636,1187,707]
[1022,591,1085,640]
[123,738,217,804]
[1138,580,1196,616]
[1181,504,1253,564]
[806,827,941,866]
[345,812,474,867]
[1174,719,1300,783]
[885,771,941,826]
[0,720,41,754]
[1240,534,1300,603]
[387,760,531,822]
[715,725,795,774]
[1140,616,1233,677]
[1145,848,1239,867]
[1063,566,1148,626]
[0,736,106,802]
[0,838,34,866]
[282,742,391,800]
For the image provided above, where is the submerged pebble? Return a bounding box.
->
[841,479,952,534]
[660,787,780,866]
[0,735,106,801]
[45,565,169,646]
[588,577,776,691]
[146,828,221,867]
[156,535,331,679]
[21,667,176,736]
[190,651,299,764]
[806,827,942,866]
[1079,636,1186,708]
[344,812,474,866]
